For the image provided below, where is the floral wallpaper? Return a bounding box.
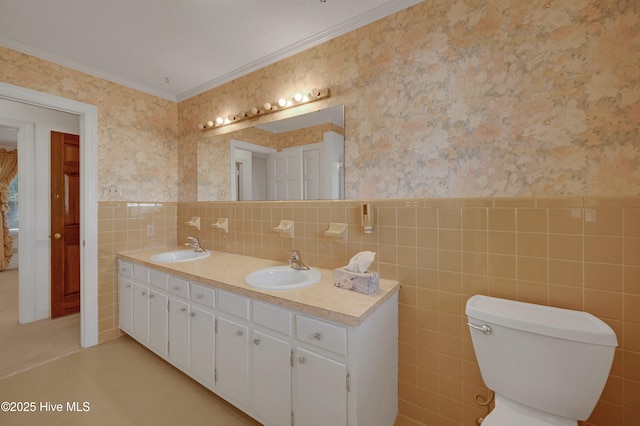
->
[0,46,179,202]
[180,0,640,200]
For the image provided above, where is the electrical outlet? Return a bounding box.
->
[146,225,154,236]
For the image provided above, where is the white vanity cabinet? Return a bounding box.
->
[189,283,216,388]
[148,289,168,357]
[132,282,149,343]
[294,314,349,426]
[118,264,134,333]
[215,290,251,407]
[149,270,170,354]
[117,258,399,426]
[294,346,347,426]
[251,301,293,426]
[168,277,190,370]
[216,316,250,407]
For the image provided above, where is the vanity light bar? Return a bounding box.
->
[198,88,330,131]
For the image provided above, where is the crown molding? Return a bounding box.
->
[1,0,422,104]
[0,36,178,102]
[176,0,422,101]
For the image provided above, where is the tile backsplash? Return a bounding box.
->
[100,196,640,426]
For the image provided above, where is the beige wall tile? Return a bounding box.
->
[549,259,583,287]
[517,232,547,257]
[488,209,515,231]
[585,236,623,264]
[517,209,547,233]
[585,208,623,236]
[100,197,640,426]
[549,208,583,234]
[585,263,623,292]
[549,234,582,261]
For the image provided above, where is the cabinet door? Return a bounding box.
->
[132,282,149,343]
[118,276,133,333]
[294,347,347,426]
[169,297,190,370]
[148,290,168,357]
[216,316,249,407]
[251,330,291,426]
[190,306,215,387]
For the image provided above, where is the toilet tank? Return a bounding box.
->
[466,295,617,421]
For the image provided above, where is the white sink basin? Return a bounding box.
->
[149,250,211,262]
[244,266,322,290]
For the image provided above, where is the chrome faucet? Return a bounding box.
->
[288,250,310,270]
[185,236,206,253]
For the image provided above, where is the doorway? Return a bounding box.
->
[0,82,98,348]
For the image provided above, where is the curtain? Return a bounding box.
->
[0,148,18,269]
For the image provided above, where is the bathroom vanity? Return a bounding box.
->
[117,248,400,426]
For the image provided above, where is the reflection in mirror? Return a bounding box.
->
[198,105,344,201]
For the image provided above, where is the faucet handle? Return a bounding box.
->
[288,249,301,258]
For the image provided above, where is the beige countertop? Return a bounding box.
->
[117,248,400,326]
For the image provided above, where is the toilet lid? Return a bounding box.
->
[466,295,618,347]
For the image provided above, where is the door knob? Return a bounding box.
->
[53,233,63,239]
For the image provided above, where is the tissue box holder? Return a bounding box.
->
[333,268,380,294]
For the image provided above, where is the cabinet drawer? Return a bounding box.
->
[253,301,292,336]
[133,264,149,283]
[190,283,215,309]
[168,276,189,299]
[296,315,347,355]
[218,291,250,320]
[149,269,168,290]
[118,260,133,277]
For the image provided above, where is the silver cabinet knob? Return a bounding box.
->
[149,294,154,299]
[181,307,187,312]
[190,312,196,317]
[173,286,181,291]
[142,291,147,296]
[313,332,321,340]
[253,338,260,345]
[236,330,243,337]
[197,294,204,299]
[298,356,305,364]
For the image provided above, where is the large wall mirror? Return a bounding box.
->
[197,105,344,201]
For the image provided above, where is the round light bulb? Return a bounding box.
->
[216,117,224,125]
[294,92,303,102]
[250,107,259,115]
[278,98,287,107]
[206,121,214,128]
[264,102,273,110]
[198,123,205,130]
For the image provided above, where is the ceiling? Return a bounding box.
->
[0,0,421,102]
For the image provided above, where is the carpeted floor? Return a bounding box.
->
[0,269,81,378]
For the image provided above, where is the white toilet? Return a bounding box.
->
[466,295,617,426]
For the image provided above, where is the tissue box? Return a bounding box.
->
[333,267,380,294]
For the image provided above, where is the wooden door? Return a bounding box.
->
[50,131,80,318]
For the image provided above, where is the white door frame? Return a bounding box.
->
[0,82,98,348]
[229,139,275,201]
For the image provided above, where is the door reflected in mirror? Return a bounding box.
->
[198,105,344,201]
